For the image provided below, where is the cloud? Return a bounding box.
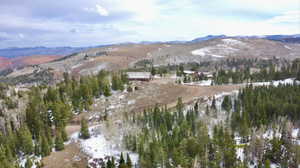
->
[268,11,300,24]
[84,4,109,17]
[18,33,25,39]
[0,0,299,48]
[96,4,109,16]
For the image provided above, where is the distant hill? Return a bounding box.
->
[265,35,300,43]
[0,57,12,70]
[0,46,90,58]
[1,36,300,85]
[0,55,62,70]
[190,35,227,43]
[12,55,63,67]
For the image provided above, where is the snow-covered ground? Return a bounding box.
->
[190,38,247,58]
[68,125,138,168]
[284,45,292,50]
[222,38,246,46]
[191,48,211,56]
[19,155,41,168]
[262,129,282,139]
[183,80,212,86]
[251,78,299,87]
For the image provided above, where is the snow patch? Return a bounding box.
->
[69,126,139,167]
[252,78,298,87]
[191,48,211,56]
[19,155,41,168]
[210,54,224,58]
[284,45,292,50]
[128,100,136,105]
[71,63,83,69]
[184,80,212,86]
[292,128,299,138]
[191,39,244,57]
[222,38,246,46]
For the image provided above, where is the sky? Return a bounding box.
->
[0,0,299,48]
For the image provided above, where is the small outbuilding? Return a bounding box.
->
[126,72,152,81]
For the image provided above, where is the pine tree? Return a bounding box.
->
[103,83,111,97]
[126,153,132,168]
[297,70,300,80]
[222,95,232,111]
[25,157,33,168]
[119,152,126,168]
[18,126,34,155]
[111,157,116,168]
[112,74,119,91]
[80,118,90,139]
[211,96,216,110]
[61,127,68,142]
[41,135,51,157]
[176,97,183,113]
[205,105,210,116]
[151,67,156,76]
[55,131,64,151]
[0,146,13,168]
[265,159,271,168]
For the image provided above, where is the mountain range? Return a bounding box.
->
[0,34,299,72]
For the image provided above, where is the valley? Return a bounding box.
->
[0,35,300,168]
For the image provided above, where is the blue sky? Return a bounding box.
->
[0,0,299,48]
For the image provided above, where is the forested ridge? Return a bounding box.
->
[214,58,300,84]
[123,83,300,168]
[0,71,128,167]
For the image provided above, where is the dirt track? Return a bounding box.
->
[42,143,87,168]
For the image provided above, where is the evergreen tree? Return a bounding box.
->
[297,70,300,80]
[103,82,111,97]
[41,135,51,157]
[80,118,90,139]
[18,126,34,155]
[211,96,216,110]
[126,153,132,168]
[265,159,271,168]
[25,157,33,168]
[61,127,68,142]
[111,157,116,168]
[112,74,119,91]
[0,146,14,168]
[222,95,232,111]
[151,67,156,76]
[119,152,126,168]
[54,131,64,151]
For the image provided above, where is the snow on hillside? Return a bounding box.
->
[19,155,41,168]
[252,78,299,86]
[190,38,248,57]
[68,125,138,168]
[222,38,246,46]
[191,47,227,58]
[284,45,292,50]
[183,80,212,86]
[191,48,210,56]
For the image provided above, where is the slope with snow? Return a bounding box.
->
[68,125,138,168]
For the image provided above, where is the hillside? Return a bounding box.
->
[11,55,62,67]
[41,37,300,74]
[1,37,300,168]
[1,37,300,85]
[148,38,300,65]
[0,55,62,70]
